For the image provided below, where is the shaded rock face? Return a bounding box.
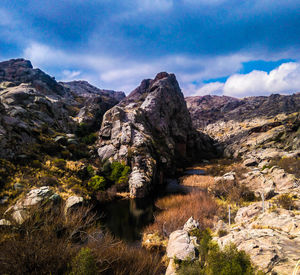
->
[61,80,125,130]
[98,73,217,197]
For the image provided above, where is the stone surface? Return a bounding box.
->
[166,230,196,261]
[0,58,125,159]
[65,196,84,213]
[97,72,217,197]
[183,217,199,232]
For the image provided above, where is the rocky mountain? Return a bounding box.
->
[97,72,218,197]
[186,93,300,129]
[0,59,124,159]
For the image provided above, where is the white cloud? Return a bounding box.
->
[137,0,173,11]
[62,70,82,80]
[192,62,300,98]
[191,82,224,96]
[223,62,300,97]
[23,42,300,97]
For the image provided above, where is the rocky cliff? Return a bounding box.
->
[98,72,217,197]
[0,58,124,159]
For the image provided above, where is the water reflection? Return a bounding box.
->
[100,198,155,242]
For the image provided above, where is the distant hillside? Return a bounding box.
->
[186,93,300,129]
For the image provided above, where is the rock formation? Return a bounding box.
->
[0,59,124,159]
[98,72,217,197]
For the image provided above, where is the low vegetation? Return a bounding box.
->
[144,191,219,236]
[176,228,263,275]
[0,207,164,275]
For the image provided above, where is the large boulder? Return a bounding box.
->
[166,230,197,261]
[97,72,217,197]
[4,186,60,223]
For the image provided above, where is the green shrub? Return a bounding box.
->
[177,229,257,275]
[206,243,254,275]
[82,133,98,145]
[53,158,67,169]
[88,175,106,191]
[75,123,90,138]
[275,193,295,210]
[69,247,97,275]
[87,165,95,178]
[109,162,131,184]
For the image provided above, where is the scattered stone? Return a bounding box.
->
[65,196,84,214]
[183,216,199,232]
[243,158,257,167]
[0,219,11,226]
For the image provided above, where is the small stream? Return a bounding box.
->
[99,168,205,242]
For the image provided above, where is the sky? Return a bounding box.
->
[1,0,300,97]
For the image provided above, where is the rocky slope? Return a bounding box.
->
[97,72,217,197]
[185,93,300,274]
[0,59,124,159]
[61,80,125,131]
[186,93,300,129]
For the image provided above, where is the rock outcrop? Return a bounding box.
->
[215,207,300,274]
[97,72,217,197]
[0,58,124,159]
[61,80,125,130]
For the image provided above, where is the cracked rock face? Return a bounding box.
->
[97,72,217,197]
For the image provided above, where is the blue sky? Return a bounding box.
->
[1,0,300,97]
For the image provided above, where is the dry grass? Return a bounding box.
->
[90,233,164,275]
[144,191,219,236]
[180,174,214,188]
[0,205,164,275]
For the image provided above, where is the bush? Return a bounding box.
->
[69,248,97,275]
[88,175,106,191]
[144,191,219,236]
[210,179,255,204]
[275,193,295,210]
[86,165,95,178]
[53,158,67,169]
[177,232,257,275]
[109,162,131,184]
[31,160,42,169]
[89,233,164,275]
[206,243,255,275]
[271,157,300,178]
[82,133,98,145]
